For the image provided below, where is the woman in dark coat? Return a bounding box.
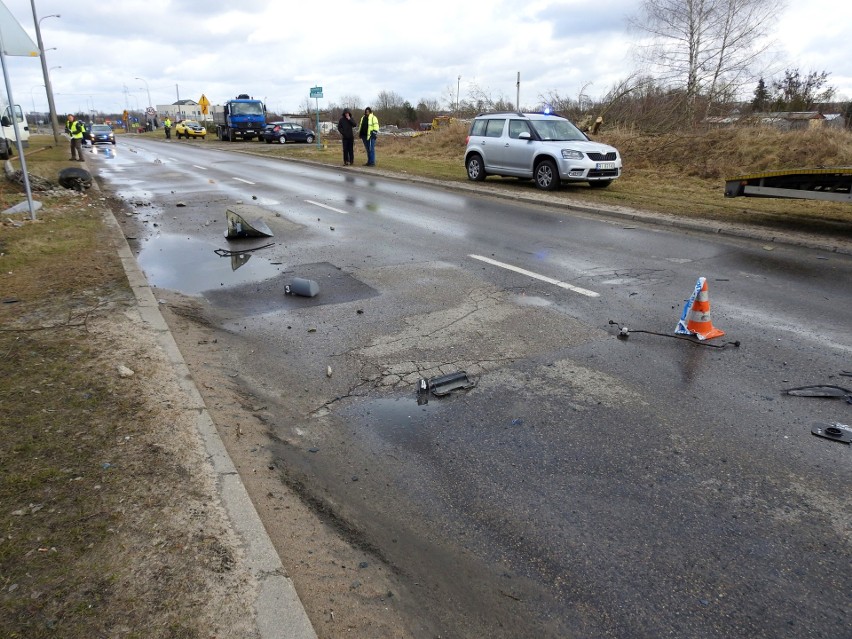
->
[337,108,357,165]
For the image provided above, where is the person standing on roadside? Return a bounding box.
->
[65,114,85,161]
[337,109,357,165]
[164,116,172,139]
[358,107,379,166]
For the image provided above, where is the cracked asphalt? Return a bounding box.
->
[100,138,851,639]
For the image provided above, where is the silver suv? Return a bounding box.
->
[464,112,621,190]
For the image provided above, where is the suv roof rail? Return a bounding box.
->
[475,111,567,118]
[475,111,526,117]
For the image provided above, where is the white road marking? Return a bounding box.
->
[192,164,207,170]
[469,254,600,298]
[306,199,349,215]
[233,177,255,185]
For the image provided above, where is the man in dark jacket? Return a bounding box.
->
[337,108,357,165]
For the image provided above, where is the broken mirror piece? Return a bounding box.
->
[224,205,274,239]
[416,378,429,405]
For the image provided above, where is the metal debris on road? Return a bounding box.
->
[609,320,740,349]
[811,422,852,444]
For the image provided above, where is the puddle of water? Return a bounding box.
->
[137,233,283,295]
[89,145,117,159]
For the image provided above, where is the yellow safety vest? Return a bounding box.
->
[67,121,84,139]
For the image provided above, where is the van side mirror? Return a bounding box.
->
[1,116,10,127]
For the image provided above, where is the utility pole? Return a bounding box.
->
[516,72,520,111]
[30,3,61,143]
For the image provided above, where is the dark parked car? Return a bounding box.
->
[261,121,316,144]
[89,124,116,145]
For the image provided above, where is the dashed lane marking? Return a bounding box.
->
[469,254,600,297]
[305,200,349,215]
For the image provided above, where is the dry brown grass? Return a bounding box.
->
[599,125,852,180]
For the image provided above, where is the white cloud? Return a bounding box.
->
[1,0,849,117]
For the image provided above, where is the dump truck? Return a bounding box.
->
[211,94,266,141]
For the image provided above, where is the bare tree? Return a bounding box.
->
[337,94,362,111]
[373,91,405,112]
[466,82,514,113]
[631,0,779,124]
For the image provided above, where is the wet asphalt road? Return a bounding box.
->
[93,138,851,638]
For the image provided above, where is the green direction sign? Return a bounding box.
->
[310,86,323,98]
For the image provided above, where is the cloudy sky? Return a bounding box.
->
[1,0,850,118]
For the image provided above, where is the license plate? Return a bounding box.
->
[596,162,615,170]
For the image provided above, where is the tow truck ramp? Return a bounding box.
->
[724,167,852,203]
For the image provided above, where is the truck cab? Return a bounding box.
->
[213,94,266,141]
[0,105,30,158]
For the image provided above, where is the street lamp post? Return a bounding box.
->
[30,4,61,143]
[135,77,153,128]
[30,84,44,130]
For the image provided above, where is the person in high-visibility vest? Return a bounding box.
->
[358,107,379,166]
[65,115,85,161]
[164,117,172,139]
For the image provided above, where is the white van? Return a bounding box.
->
[0,104,30,158]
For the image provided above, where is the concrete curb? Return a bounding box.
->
[101,202,318,639]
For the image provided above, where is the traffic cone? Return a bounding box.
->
[675,277,725,340]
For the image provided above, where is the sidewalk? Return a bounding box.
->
[101,192,318,639]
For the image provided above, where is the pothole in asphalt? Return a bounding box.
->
[202,261,380,314]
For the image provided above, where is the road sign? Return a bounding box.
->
[310,86,323,99]
[146,107,156,116]
[198,94,210,115]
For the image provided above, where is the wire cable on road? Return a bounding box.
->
[608,320,741,349]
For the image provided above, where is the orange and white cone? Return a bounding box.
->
[675,277,725,340]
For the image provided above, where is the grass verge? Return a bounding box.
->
[1,138,252,638]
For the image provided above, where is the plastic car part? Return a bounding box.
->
[811,422,852,444]
[285,278,319,297]
[427,371,476,396]
[783,385,852,402]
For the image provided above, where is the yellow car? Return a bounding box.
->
[175,120,207,139]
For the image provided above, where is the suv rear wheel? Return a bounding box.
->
[535,159,560,191]
[466,154,486,181]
